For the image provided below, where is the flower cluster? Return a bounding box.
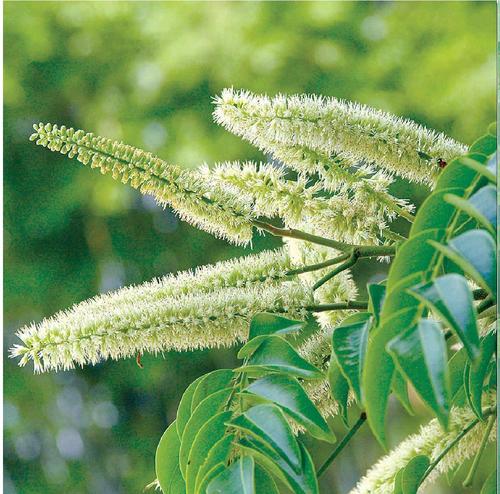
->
[349,393,496,494]
[30,123,255,245]
[11,268,311,372]
[213,88,467,186]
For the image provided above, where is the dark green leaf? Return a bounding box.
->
[191,369,234,413]
[185,411,233,494]
[458,156,495,183]
[249,313,305,340]
[367,284,386,326]
[331,313,371,402]
[207,456,255,494]
[409,274,480,360]
[254,465,279,494]
[387,319,450,427]
[229,404,302,474]
[480,469,496,494]
[392,371,414,415]
[444,186,496,235]
[431,230,496,300]
[236,335,323,379]
[195,433,235,494]
[468,331,496,420]
[244,374,335,443]
[239,437,319,494]
[394,455,430,494]
[448,348,467,405]
[363,307,417,446]
[180,388,233,477]
[155,421,186,494]
[410,188,463,233]
[328,357,349,426]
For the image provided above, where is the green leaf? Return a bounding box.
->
[195,433,235,494]
[409,274,480,360]
[244,374,335,443]
[487,121,496,136]
[367,283,386,326]
[480,469,497,494]
[394,455,430,494]
[445,186,496,235]
[470,134,496,155]
[448,348,467,406]
[467,331,496,420]
[363,307,417,446]
[458,156,495,183]
[155,421,186,494]
[387,319,450,428]
[236,335,323,379]
[229,404,302,474]
[191,369,234,413]
[185,411,233,494]
[331,313,371,402]
[254,465,279,494]
[248,313,305,340]
[207,456,255,494]
[177,375,206,438]
[180,388,233,478]
[486,152,496,177]
[239,437,319,494]
[431,230,496,300]
[392,371,414,415]
[328,357,349,426]
[410,188,463,233]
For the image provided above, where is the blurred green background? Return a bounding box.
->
[4,2,495,493]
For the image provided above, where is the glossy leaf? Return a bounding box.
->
[409,274,480,360]
[155,421,186,494]
[229,404,302,473]
[248,313,305,340]
[445,185,496,234]
[191,369,234,413]
[207,456,255,494]
[363,307,417,446]
[367,283,386,326]
[431,230,496,299]
[180,388,233,477]
[195,433,235,494]
[387,319,450,428]
[239,437,319,494]
[394,455,430,494]
[185,411,233,494]
[236,335,323,379]
[331,313,371,402]
[328,357,349,425]
[448,348,467,406]
[244,374,335,443]
[254,465,279,494]
[459,156,495,183]
[467,331,496,420]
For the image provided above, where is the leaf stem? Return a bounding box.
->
[462,414,495,487]
[317,412,367,477]
[307,301,369,312]
[286,253,352,277]
[313,251,358,291]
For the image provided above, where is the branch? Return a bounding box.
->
[317,412,367,477]
[313,251,358,291]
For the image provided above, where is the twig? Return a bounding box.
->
[317,412,367,477]
[313,251,359,291]
[307,301,369,312]
[462,414,495,487]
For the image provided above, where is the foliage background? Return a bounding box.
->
[3,2,495,493]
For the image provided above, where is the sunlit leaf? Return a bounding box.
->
[155,421,186,494]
